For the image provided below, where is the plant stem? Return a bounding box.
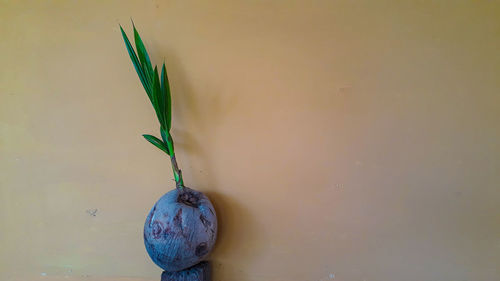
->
[161,129,184,190]
[170,152,184,190]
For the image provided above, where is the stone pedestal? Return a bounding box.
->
[161,261,211,281]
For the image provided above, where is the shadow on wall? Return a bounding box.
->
[164,54,264,280]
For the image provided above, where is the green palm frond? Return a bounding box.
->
[143,134,170,155]
[119,25,151,99]
[120,23,174,153]
[120,22,184,188]
[161,63,172,131]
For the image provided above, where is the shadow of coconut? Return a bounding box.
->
[204,191,263,281]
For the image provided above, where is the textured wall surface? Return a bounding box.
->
[1,1,499,281]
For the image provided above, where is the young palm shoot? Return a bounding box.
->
[120,23,217,273]
[120,24,184,190]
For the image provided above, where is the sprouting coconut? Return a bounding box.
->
[120,23,217,272]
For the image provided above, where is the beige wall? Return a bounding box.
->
[1,1,499,280]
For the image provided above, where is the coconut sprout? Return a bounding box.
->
[120,22,184,189]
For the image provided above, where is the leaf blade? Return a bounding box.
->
[132,22,154,89]
[119,25,152,99]
[161,63,172,131]
[143,134,170,155]
[152,66,165,127]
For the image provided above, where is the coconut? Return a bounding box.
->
[144,187,217,272]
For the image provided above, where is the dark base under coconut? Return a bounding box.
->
[161,261,211,281]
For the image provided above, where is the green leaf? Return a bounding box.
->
[159,127,175,156]
[165,133,175,155]
[152,66,164,127]
[160,126,169,144]
[143,134,170,155]
[132,21,154,88]
[161,63,172,131]
[119,25,152,99]
[156,67,166,129]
